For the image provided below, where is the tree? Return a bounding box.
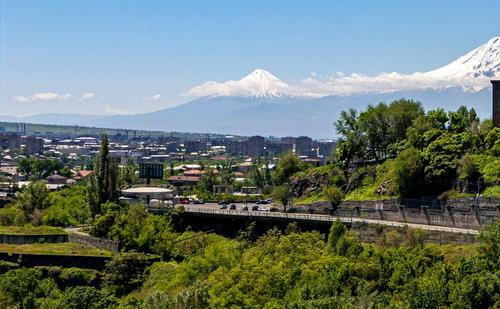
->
[327,219,347,251]
[57,286,117,309]
[448,106,479,133]
[323,185,343,214]
[87,134,119,217]
[0,268,44,309]
[393,147,424,197]
[335,108,365,171]
[272,184,292,212]
[119,158,138,187]
[274,152,307,185]
[16,181,49,213]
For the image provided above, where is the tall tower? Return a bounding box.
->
[493,80,500,127]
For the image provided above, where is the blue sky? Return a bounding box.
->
[1,0,500,116]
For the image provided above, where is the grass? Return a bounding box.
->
[295,190,327,205]
[0,226,66,235]
[0,243,113,257]
[344,186,396,201]
[483,186,500,198]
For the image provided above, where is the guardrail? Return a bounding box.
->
[181,206,480,235]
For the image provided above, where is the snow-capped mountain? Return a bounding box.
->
[6,37,499,138]
[425,37,500,79]
[186,69,305,98]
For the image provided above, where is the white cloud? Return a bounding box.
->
[80,92,96,100]
[104,105,133,115]
[185,70,492,99]
[13,92,72,102]
[147,94,162,101]
[297,72,490,97]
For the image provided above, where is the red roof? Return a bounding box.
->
[167,175,201,183]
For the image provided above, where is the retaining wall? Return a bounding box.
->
[308,198,500,229]
[68,234,120,253]
[0,234,68,244]
[0,252,111,270]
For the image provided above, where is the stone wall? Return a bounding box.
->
[350,222,477,245]
[68,234,120,253]
[0,234,68,244]
[307,197,500,229]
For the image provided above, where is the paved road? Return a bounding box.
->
[181,205,480,235]
[64,225,91,236]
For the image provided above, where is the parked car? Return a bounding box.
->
[256,200,268,205]
[251,205,259,211]
[270,207,279,212]
[219,204,228,209]
[192,199,204,204]
[241,205,248,211]
[229,204,237,210]
[258,207,269,211]
[288,207,305,213]
[265,198,273,203]
[218,201,228,205]
[180,199,189,205]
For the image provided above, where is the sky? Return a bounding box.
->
[1,0,500,117]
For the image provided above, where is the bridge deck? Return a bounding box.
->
[180,206,480,235]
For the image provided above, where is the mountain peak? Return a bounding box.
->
[425,36,500,79]
[186,68,304,98]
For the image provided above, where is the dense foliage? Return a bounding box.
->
[2,211,497,308]
[336,100,500,198]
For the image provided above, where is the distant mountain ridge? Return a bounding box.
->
[4,37,499,138]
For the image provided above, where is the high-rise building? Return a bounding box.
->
[492,80,500,127]
[247,135,265,156]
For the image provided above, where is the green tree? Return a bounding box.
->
[0,268,44,309]
[272,184,292,212]
[56,286,117,309]
[327,219,347,251]
[16,181,49,213]
[448,106,479,133]
[393,147,424,197]
[274,151,307,185]
[323,185,343,214]
[87,134,119,217]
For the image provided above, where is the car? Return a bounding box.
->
[258,207,269,211]
[241,205,249,211]
[265,198,273,203]
[218,201,228,205]
[270,207,279,212]
[180,199,189,205]
[251,205,259,211]
[219,204,228,209]
[229,204,236,210]
[288,207,305,213]
[255,200,268,205]
[192,199,204,204]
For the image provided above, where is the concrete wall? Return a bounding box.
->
[0,234,68,244]
[68,234,120,253]
[0,252,111,270]
[177,212,477,245]
[307,197,500,229]
[350,222,476,245]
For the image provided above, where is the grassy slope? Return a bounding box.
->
[0,226,66,235]
[0,243,113,256]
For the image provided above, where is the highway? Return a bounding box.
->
[180,204,480,235]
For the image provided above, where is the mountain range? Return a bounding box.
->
[3,37,500,139]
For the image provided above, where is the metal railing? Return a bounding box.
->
[181,206,480,235]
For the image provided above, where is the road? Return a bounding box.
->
[181,204,480,235]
